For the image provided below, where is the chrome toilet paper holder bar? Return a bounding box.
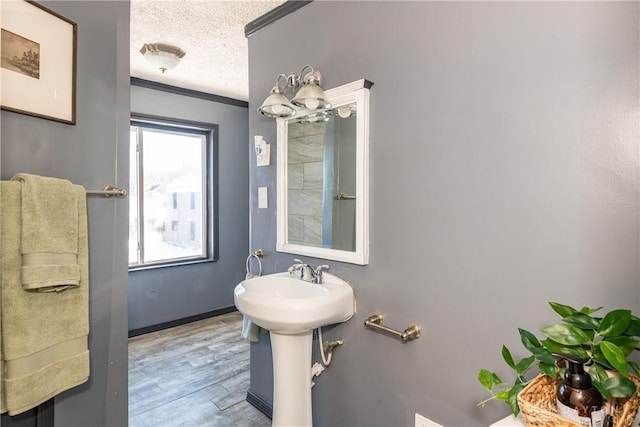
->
[364,313,421,342]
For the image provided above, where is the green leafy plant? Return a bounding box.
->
[478,302,640,416]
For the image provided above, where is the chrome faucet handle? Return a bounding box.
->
[313,265,330,284]
[288,259,306,273]
[314,265,329,273]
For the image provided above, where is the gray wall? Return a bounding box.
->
[247,2,640,426]
[128,85,249,331]
[1,1,129,426]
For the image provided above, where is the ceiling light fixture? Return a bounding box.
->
[140,43,186,74]
[258,65,331,118]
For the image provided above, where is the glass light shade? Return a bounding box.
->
[291,83,331,110]
[336,107,352,118]
[140,44,185,74]
[258,88,296,118]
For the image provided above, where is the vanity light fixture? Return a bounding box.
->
[140,43,186,74]
[258,65,331,118]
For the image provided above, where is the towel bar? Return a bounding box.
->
[364,313,421,342]
[246,249,264,278]
[85,185,127,198]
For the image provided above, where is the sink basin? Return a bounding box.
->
[234,271,354,334]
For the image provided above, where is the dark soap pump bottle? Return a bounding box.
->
[555,353,605,427]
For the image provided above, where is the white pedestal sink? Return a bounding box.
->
[234,272,355,427]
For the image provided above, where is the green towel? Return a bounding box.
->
[241,273,267,342]
[11,173,81,292]
[1,182,89,415]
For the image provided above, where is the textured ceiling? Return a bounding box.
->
[130,0,285,101]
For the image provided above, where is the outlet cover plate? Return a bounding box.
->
[415,413,443,427]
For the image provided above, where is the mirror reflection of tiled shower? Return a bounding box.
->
[287,121,326,247]
[287,112,357,252]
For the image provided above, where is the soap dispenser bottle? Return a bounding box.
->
[555,353,605,426]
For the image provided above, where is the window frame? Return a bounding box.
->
[129,113,219,271]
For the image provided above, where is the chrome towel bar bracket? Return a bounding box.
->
[364,313,421,342]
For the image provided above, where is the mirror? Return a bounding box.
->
[276,79,371,265]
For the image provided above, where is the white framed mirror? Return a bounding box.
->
[276,79,372,265]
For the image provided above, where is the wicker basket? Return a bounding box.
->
[517,374,640,427]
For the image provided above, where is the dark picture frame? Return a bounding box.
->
[1,0,77,124]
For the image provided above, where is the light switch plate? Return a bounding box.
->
[258,187,268,209]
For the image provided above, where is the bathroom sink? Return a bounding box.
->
[234,272,354,334]
[235,270,356,426]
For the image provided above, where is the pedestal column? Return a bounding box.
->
[269,331,313,427]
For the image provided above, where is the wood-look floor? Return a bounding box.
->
[128,311,271,427]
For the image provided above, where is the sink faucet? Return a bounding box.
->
[288,259,329,284]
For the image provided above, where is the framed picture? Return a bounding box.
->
[1,0,77,124]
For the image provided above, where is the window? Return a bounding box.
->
[129,114,218,268]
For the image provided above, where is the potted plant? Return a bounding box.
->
[478,302,640,417]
